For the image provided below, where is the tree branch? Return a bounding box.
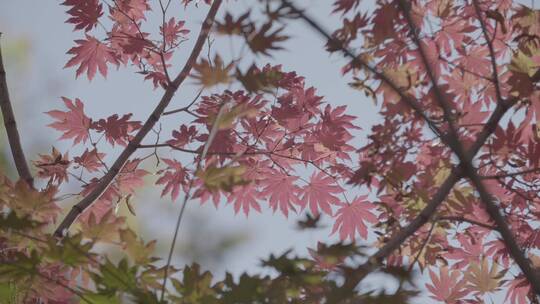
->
[399,0,540,295]
[481,167,540,179]
[279,1,517,298]
[0,38,34,187]
[439,216,496,230]
[53,0,223,239]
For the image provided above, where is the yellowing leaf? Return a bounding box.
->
[79,210,125,243]
[119,228,157,265]
[191,54,233,88]
[209,103,258,130]
[197,165,250,192]
[465,258,504,294]
[510,49,538,77]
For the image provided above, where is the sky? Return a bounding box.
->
[1,0,526,302]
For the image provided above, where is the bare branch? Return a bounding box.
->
[53,0,223,239]
[0,38,33,187]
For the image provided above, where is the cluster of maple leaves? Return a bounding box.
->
[330,0,540,302]
[1,0,540,303]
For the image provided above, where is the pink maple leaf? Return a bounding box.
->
[156,158,188,201]
[426,267,471,303]
[332,0,361,15]
[62,0,103,32]
[160,17,189,47]
[73,148,105,173]
[227,184,262,216]
[505,276,531,304]
[46,97,91,145]
[299,172,343,215]
[115,159,148,195]
[331,195,377,240]
[65,35,120,80]
[260,170,301,217]
[33,147,70,185]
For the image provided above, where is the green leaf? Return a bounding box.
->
[119,229,158,265]
[171,264,218,304]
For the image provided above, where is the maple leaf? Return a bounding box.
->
[331,196,377,240]
[144,71,168,88]
[119,228,157,265]
[92,113,142,146]
[191,54,234,88]
[260,171,301,217]
[235,64,285,93]
[115,158,148,195]
[110,0,150,24]
[10,181,60,223]
[505,276,530,304]
[215,12,253,36]
[156,158,188,201]
[160,17,189,48]
[318,104,359,151]
[226,184,262,216]
[62,0,103,32]
[332,0,361,15]
[79,210,125,243]
[426,266,471,303]
[299,172,343,216]
[167,125,198,148]
[46,97,91,145]
[64,35,120,80]
[465,257,505,295]
[73,148,105,173]
[33,147,70,185]
[197,165,249,193]
[371,2,398,44]
[246,22,289,57]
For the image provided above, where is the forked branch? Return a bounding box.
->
[53,0,223,239]
[279,0,526,297]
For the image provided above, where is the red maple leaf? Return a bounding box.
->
[65,35,120,80]
[62,0,103,32]
[332,0,361,15]
[92,113,142,146]
[46,97,91,145]
[260,170,301,217]
[299,172,343,215]
[33,147,70,185]
[156,158,188,201]
[226,184,262,216]
[426,267,471,303]
[331,195,377,240]
[160,17,189,47]
[110,0,150,24]
[115,159,148,195]
[73,148,105,173]
[166,125,198,148]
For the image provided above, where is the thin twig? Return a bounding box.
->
[439,215,496,230]
[159,99,228,301]
[278,1,516,299]
[53,0,223,239]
